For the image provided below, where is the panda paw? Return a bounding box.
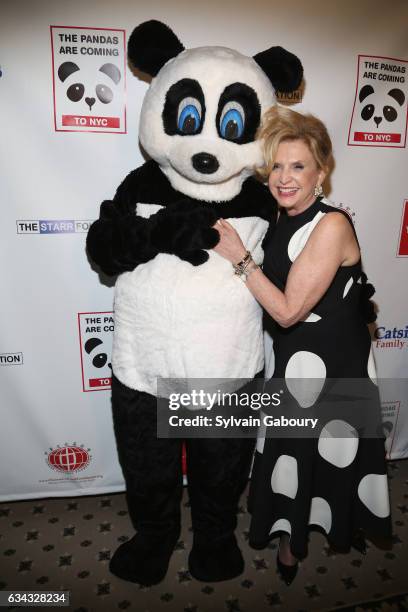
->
[176,249,210,266]
[87,201,158,275]
[150,201,219,262]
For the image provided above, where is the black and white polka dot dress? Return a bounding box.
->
[248,197,391,558]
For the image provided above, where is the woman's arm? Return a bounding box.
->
[214,213,360,328]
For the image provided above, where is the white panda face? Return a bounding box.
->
[358,85,406,128]
[139,47,276,201]
[58,61,122,113]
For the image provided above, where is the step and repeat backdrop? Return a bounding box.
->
[1,0,407,501]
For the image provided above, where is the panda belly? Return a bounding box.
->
[112,207,268,396]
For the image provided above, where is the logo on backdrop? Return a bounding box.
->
[276,88,303,105]
[381,400,401,459]
[50,26,126,133]
[348,55,408,148]
[374,324,408,349]
[0,352,23,366]
[16,219,93,234]
[78,312,113,392]
[45,444,92,474]
[397,200,408,256]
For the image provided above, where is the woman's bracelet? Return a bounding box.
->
[233,251,259,282]
[234,250,251,271]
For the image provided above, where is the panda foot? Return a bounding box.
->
[188,535,244,582]
[109,529,180,585]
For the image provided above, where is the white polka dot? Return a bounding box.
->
[308,497,332,533]
[286,350,326,379]
[264,330,275,379]
[343,277,354,298]
[287,211,326,261]
[367,346,378,386]
[271,455,298,499]
[301,312,322,323]
[318,420,359,468]
[285,351,326,408]
[256,414,266,454]
[357,275,363,284]
[269,518,292,536]
[358,474,390,518]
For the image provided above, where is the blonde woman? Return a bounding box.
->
[213,106,391,584]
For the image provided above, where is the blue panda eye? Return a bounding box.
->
[220,102,245,140]
[177,97,202,134]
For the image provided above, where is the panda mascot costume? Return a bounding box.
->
[87,20,302,585]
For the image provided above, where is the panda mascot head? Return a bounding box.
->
[128,20,303,202]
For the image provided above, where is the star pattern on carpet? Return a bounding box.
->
[58,554,72,567]
[63,526,76,537]
[25,529,39,541]
[177,569,192,583]
[304,584,321,598]
[18,559,33,572]
[341,577,357,590]
[98,549,111,561]
[265,591,282,606]
[96,581,110,596]
[253,557,268,570]
[1,464,406,612]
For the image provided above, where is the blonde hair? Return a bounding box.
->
[257,106,333,178]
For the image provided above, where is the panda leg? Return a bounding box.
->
[186,436,255,581]
[109,375,183,585]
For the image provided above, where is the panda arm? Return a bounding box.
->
[86,168,220,276]
[86,199,158,276]
[86,168,160,276]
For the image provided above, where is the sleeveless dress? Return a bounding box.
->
[247,197,391,558]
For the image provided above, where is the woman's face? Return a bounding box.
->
[268,139,325,215]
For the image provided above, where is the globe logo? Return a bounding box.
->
[46,445,91,473]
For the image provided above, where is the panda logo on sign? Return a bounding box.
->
[58,61,121,111]
[87,20,303,586]
[359,84,405,128]
[84,337,112,371]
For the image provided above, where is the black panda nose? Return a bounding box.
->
[192,152,219,174]
[374,116,383,127]
[86,97,96,111]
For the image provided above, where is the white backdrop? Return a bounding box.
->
[1,0,407,501]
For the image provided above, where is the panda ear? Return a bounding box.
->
[127,20,185,77]
[253,46,303,93]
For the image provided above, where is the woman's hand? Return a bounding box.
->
[212,219,248,264]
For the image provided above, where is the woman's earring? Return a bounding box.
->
[314,185,323,197]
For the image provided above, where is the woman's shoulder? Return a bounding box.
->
[306,199,357,246]
[314,197,356,233]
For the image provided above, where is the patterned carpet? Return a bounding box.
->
[1,460,407,612]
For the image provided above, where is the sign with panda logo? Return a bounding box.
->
[51,26,126,133]
[78,312,114,391]
[348,55,407,147]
